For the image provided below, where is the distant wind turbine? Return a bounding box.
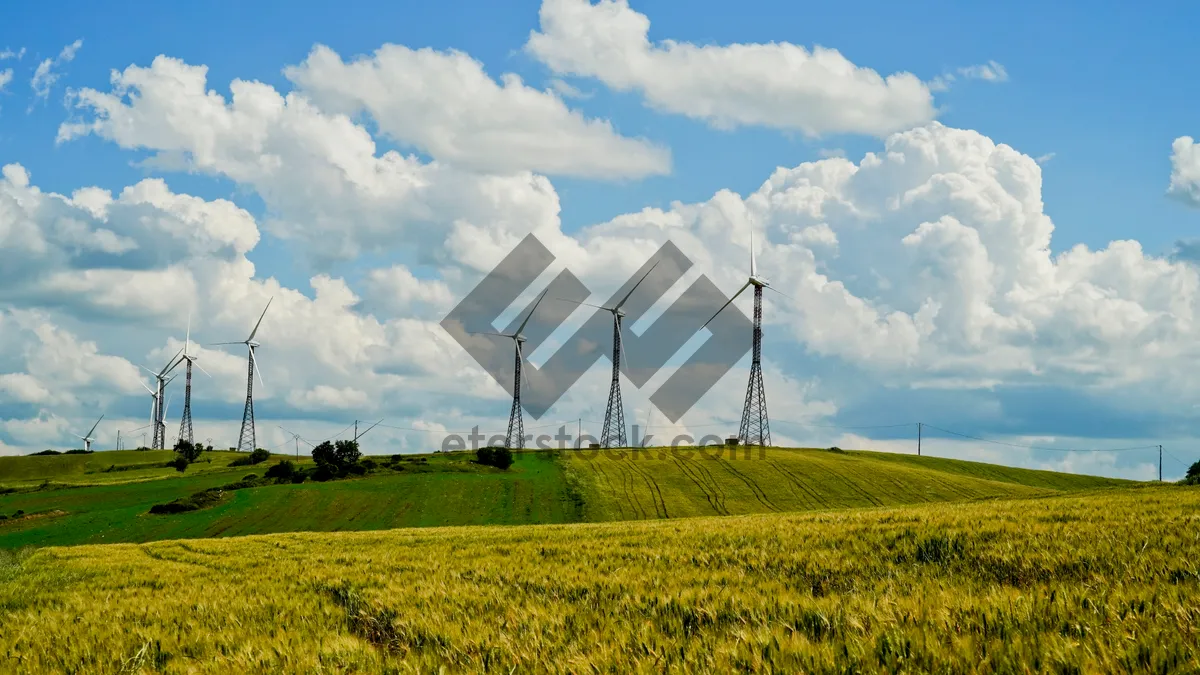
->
[702,230,785,447]
[212,298,272,453]
[556,261,660,448]
[75,414,104,453]
[472,289,548,449]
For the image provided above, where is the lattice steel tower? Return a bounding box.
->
[599,316,627,448]
[237,348,257,452]
[738,284,771,446]
[505,343,526,449]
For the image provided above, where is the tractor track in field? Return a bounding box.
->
[671,456,728,515]
[767,460,830,509]
[585,457,629,519]
[715,457,780,512]
[615,461,648,519]
[691,457,731,513]
[817,462,885,507]
[622,457,669,519]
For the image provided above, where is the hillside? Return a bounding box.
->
[0,449,265,487]
[0,446,1133,549]
[562,446,1129,520]
[1,487,1194,673]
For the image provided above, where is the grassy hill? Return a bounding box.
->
[1,486,1193,673]
[563,446,1129,521]
[0,449,261,487]
[0,446,1133,549]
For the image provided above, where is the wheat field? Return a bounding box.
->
[2,485,1197,673]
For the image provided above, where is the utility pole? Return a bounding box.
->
[577,418,581,449]
[1159,445,1163,482]
[917,422,922,457]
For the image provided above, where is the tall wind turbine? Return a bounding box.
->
[702,231,781,447]
[474,290,548,449]
[557,262,659,448]
[141,348,182,450]
[75,415,104,453]
[175,315,210,447]
[213,298,272,453]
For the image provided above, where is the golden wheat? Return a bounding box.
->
[1,486,1197,673]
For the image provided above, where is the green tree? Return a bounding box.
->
[174,439,202,463]
[335,440,361,467]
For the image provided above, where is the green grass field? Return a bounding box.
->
[0,446,1132,549]
[0,449,263,487]
[2,486,1195,673]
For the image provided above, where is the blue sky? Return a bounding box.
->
[1,0,1199,478]
[6,0,1198,260]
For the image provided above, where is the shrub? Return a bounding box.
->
[30,449,61,456]
[169,456,189,473]
[313,440,362,476]
[64,449,92,455]
[361,458,378,471]
[230,448,272,467]
[265,460,296,480]
[290,472,307,484]
[148,490,224,515]
[1185,461,1200,485]
[477,446,514,470]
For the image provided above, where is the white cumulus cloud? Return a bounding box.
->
[526,0,935,137]
[285,44,669,179]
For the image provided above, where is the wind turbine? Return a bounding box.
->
[213,298,272,453]
[702,231,782,447]
[557,261,659,448]
[473,289,548,449]
[141,349,182,450]
[279,425,313,458]
[175,314,211,447]
[75,415,104,453]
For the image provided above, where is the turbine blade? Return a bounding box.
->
[764,285,792,301]
[514,289,549,336]
[86,414,104,439]
[208,341,244,346]
[468,331,513,339]
[164,395,172,420]
[701,281,751,330]
[140,380,155,395]
[185,312,192,357]
[247,297,273,342]
[516,341,532,392]
[614,260,660,311]
[160,347,184,376]
[139,365,158,376]
[750,229,756,277]
[554,298,607,311]
[618,317,631,378]
[194,360,213,378]
[252,349,265,392]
